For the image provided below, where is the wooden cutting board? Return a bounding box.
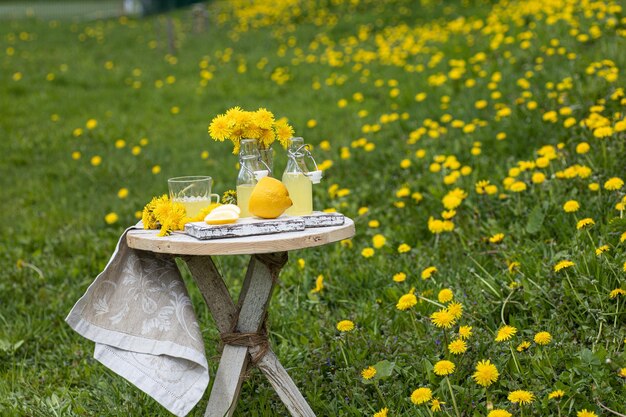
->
[184,211,345,240]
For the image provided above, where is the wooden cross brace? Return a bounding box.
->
[183,254,316,417]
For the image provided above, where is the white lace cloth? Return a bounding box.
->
[66,226,209,417]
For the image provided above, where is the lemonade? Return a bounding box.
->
[236,184,255,217]
[177,196,213,218]
[282,172,312,215]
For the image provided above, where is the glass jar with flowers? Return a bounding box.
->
[208,106,295,176]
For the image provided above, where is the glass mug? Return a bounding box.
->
[168,176,220,218]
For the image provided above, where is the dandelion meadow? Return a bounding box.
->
[2,0,626,416]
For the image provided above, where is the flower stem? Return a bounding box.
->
[410,311,421,335]
[373,381,387,408]
[445,377,461,417]
[509,343,522,374]
[339,339,349,367]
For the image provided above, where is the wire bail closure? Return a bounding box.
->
[287,144,323,184]
[239,154,271,181]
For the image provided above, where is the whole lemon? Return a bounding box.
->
[249,177,293,219]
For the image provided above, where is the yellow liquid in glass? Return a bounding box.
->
[236,184,255,218]
[282,173,312,216]
[178,198,212,218]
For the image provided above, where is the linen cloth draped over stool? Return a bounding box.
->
[65,226,209,417]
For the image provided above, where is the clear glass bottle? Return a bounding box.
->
[282,137,321,216]
[236,139,266,217]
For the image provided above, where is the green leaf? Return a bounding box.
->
[373,360,395,379]
[525,205,545,234]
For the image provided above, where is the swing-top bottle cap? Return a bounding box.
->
[307,170,323,184]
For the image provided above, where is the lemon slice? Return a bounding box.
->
[205,210,239,225]
[210,204,241,215]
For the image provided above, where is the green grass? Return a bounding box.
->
[1,0,626,416]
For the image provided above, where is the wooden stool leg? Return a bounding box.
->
[183,256,236,334]
[255,348,316,417]
[204,253,285,417]
[184,253,316,417]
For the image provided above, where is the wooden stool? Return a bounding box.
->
[127,219,355,416]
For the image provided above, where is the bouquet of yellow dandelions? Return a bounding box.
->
[142,195,216,236]
[208,106,294,154]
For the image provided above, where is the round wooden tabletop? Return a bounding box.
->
[126,218,355,256]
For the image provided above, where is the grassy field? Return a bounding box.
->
[1,0,626,416]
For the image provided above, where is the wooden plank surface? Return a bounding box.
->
[185,216,305,240]
[127,218,355,256]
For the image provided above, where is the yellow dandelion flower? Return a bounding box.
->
[508,390,535,405]
[495,325,517,342]
[152,200,186,236]
[576,218,595,230]
[509,181,527,192]
[459,325,473,339]
[411,387,432,405]
[563,200,579,212]
[488,410,512,417]
[577,410,598,417]
[595,245,609,256]
[431,309,456,328]
[393,272,407,282]
[253,108,274,130]
[398,243,411,253]
[117,188,129,199]
[361,247,375,258]
[104,212,119,225]
[548,389,565,399]
[489,233,505,243]
[421,266,437,279]
[90,155,102,166]
[472,359,499,387]
[361,366,376,380]
[609,288,626,299]
[447,302,463,319]
[438,289,453,303]
[373,408,388,417]
[430,398,444,412]
[576,142,590,154]
[85,118,98,130]
[534,331,552,345]
[622,231,626,242]
[372,234,386,249]
[604,177,624,190]
[448,339,467,355]
[619,368,626,378]
[311,275,324,293]
[517,341,531,352]
[336,320,354,332]
[433,360,455,376]
[554,260,575,272]
[397,293,417,311]
[505,262,520,274]
[275,120,295,148]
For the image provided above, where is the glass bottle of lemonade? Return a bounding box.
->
[237,139,267,217]
[282,137,322,216]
